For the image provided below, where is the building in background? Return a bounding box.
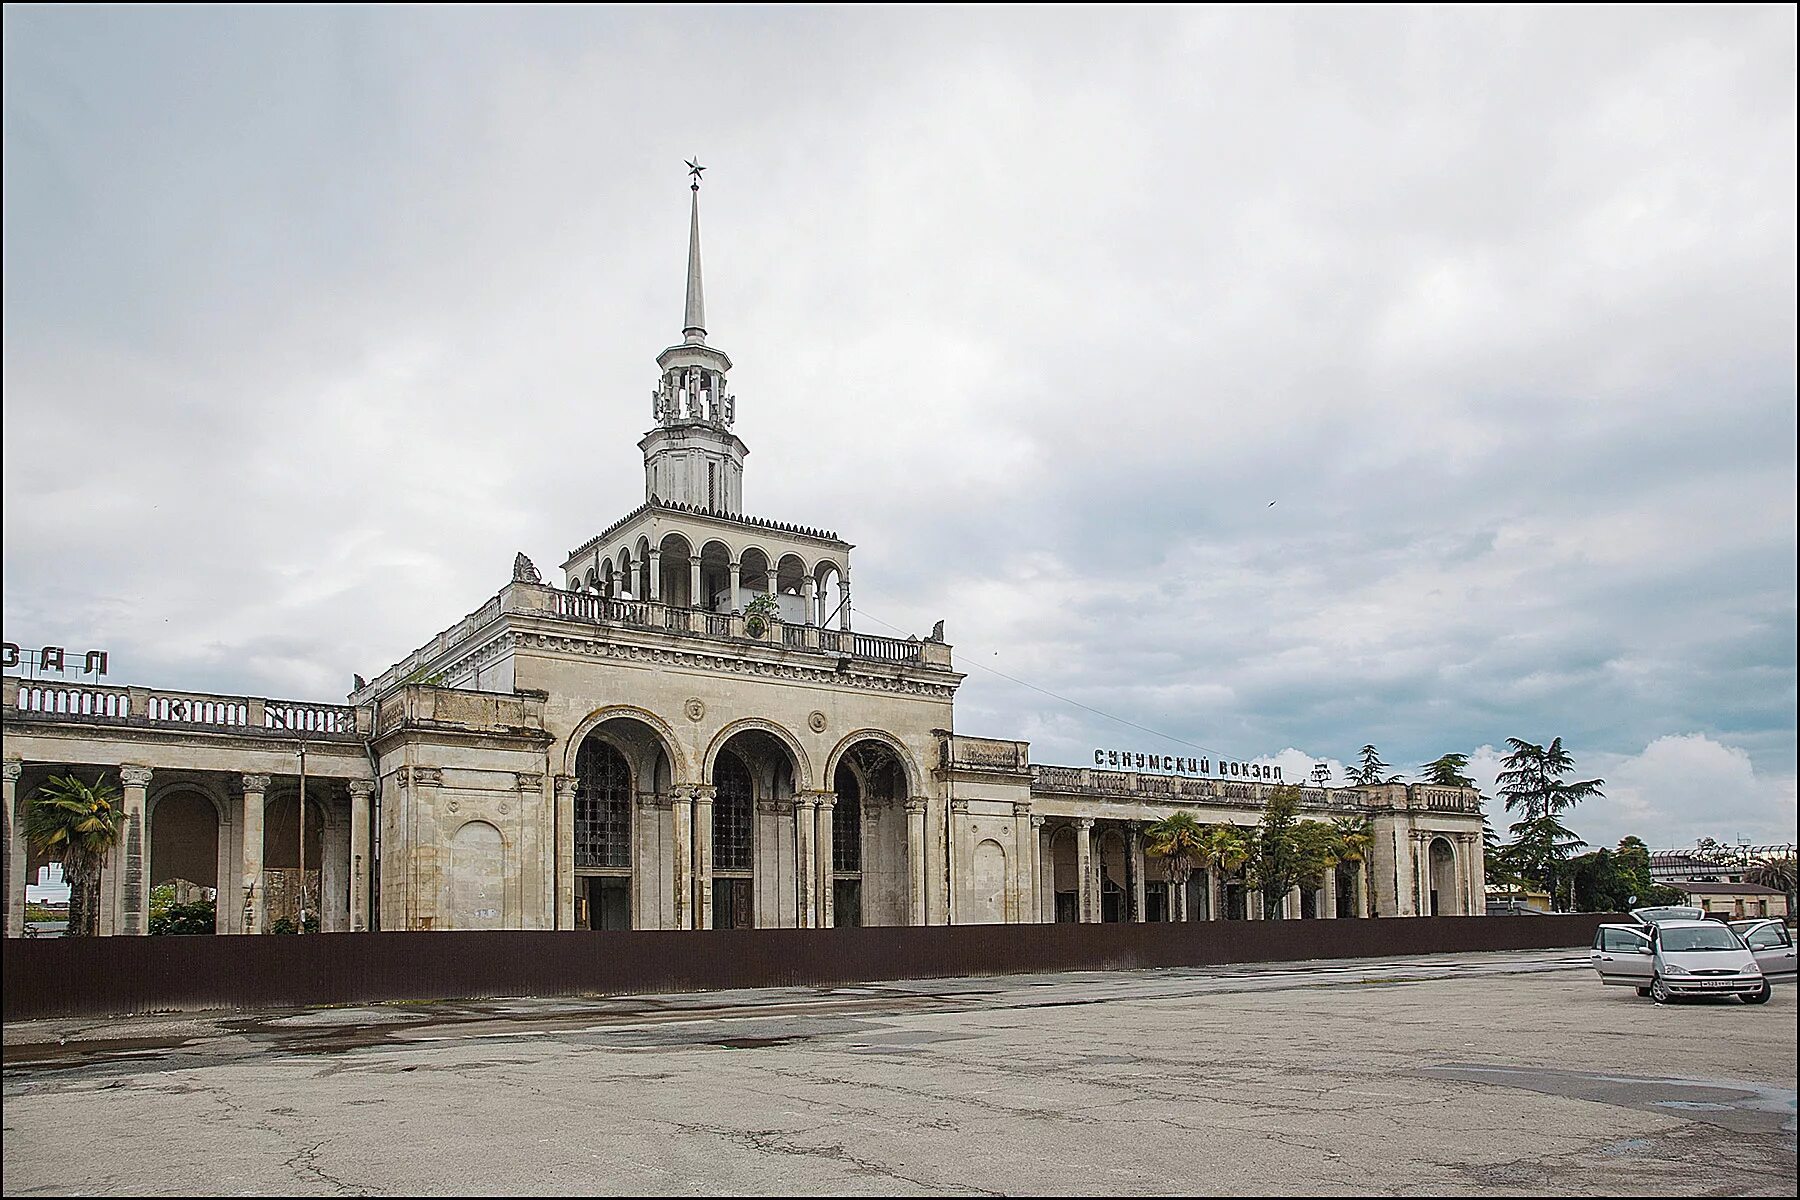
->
[3,176,1484,937]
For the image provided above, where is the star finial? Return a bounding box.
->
[686,157,706,190]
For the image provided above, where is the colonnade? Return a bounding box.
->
[4,760,372,937]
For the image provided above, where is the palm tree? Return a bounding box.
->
[1196,824,1251,918]
[23,774,128,937]
[1746,853,1797,918]
[1332,815,1373,915]
[1143,812,1207,919]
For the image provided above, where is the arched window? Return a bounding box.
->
[833,794,861,873]
[714,752,753,872]
[575,738,632,868]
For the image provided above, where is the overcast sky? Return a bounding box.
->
[5,6,1795,851]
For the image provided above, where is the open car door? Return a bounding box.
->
[1735,920,1797,982]
[1590,924,1653,986]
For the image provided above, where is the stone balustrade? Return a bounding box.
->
[357,580,951,702]
[4,677,366,740]
[1034,763,1351,811]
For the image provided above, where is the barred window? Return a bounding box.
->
[575,737,633,869]
[833,794,861,873]
[714,752,753,872]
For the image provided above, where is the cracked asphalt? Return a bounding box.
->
[3,949,1794,1196]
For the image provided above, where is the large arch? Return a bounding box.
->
[658,532,694,607]
[147,786,222,933]
[563,704,688,784]
[701,718,813,794]
[823,729,923,800]
[828,735,912,927]
[262,790,328,933]
[707,725,804,930]
[969,838,1008,924]
[698,539,732,612]
[1098,828,1128,922]
[1428,836,1458,916]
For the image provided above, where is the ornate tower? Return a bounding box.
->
[641,161,748,515]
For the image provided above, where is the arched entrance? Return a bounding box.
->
[1336,862,1361,918]
[568,712,676,930]
[829,738,909,926]
[574,736,634,930]
[149,790,220,934]
[708,728,800,928]
[1429,837,1458,915]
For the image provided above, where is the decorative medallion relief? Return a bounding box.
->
[808,710,828,734]
[685,697,706,722]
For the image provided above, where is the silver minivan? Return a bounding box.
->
[1589,919,1771,1003]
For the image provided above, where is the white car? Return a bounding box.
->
[1728,918,1797,984]
[1589,919,1771,1004]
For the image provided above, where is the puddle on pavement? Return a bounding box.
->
[3,1036,195,1069]
[1418,1063,1797,1139]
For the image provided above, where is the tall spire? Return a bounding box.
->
[683,157,707,345]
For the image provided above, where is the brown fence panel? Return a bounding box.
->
[2,915,1617,1022]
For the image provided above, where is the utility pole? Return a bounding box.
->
[297,744,308,935]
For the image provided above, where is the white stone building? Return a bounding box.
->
[2,176,1484,937]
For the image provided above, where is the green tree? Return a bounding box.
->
[1143,812,1207,913]
[1746,852,1797,917]
[1497,738,1603,906]
[1420,753,1475,788]
[1332,815,1374,915]
[150,898,217,936]
[23,774,128,937]
[1246,785,1306,919]
[1346,745,1401,786]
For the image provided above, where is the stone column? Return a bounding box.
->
[348,779,375,932]
[1286,884,1302,920]
[1127,825,1147,922]
[669,785,693,929]
[795,793,818,928]
[1247,879,1264,920]
[554,775,578,929]
[815,793,835,928]
[1031,815,1048,922]
[728,560,742,612]
[906,797,928,926]
[241,774,269,934]
[838,571,852,631]
[647,549,663,601]
[1462,833,1482,917]
[115,765,152,936]
[1356,860,1370,917]
[609,565,623,596]
[1324,865,1339,919]
[694,784,715,930]
[1011,802,1034,923]
[1075,818,1096,923]
[688,555,702,609]
[4,760,23,938]
[1412,831,1428,916]
[802,576,818,626]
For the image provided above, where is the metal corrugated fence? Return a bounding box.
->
[2,915,1616,1021]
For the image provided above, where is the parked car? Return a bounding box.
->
[1629,905,1705,926]
[1728,918,1797,984]
[1589,919,1770,1004]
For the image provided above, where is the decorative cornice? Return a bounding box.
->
[578,499,848,562]
[514,630,957,698]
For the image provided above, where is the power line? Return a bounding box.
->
[853,606,1230,760]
